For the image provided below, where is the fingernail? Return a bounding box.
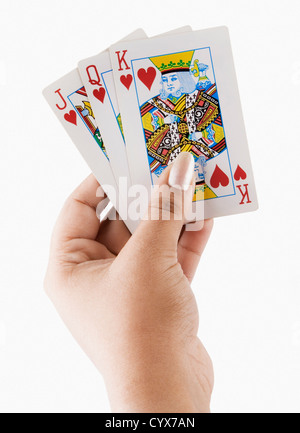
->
[168,152,195,191]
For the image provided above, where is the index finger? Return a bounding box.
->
[52,174,107,248]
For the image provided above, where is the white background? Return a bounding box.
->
[0,0,299,413]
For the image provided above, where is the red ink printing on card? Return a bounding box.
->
[120,74,133,90]
[55,89,67,110]
[210,165,230,188]
[86,65,102,86]
[234,165,247,181]
[237,184,251,204]
[93,88,106,103]
[116,51,130,71]
[137,67,157,91]
[64,110,77,125]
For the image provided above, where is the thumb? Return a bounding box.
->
[132,152,195,254]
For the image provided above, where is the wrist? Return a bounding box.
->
[103,348,211,413]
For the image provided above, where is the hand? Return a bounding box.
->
[44,153,214,413]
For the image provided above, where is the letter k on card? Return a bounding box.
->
[109,27,258,220]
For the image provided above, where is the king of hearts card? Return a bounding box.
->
[110,27,258,220]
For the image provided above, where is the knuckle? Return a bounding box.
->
[150,189,183,220]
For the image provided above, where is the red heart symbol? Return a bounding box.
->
[234,165,247,181]
[210,165,229,188]
[64,110,77,125]
[120,74,133,90]
[93,87,106,103]
[137,67,156,91]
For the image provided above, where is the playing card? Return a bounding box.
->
[110,26,258,220]
[78,29,147,188]
[78,27,192,189]
[42,69,136,233]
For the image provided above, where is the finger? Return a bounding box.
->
[51,175,113,261]
[129,152,195,259]
[54,174,105,242]
[97,212,131,255]
[178,219,214,283]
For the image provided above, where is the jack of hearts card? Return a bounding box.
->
[42,68,137,233]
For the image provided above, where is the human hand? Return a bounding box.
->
[44,152,214,413]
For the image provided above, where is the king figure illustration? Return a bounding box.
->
[140,50,227,199]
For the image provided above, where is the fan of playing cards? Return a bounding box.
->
[43,26,258,233]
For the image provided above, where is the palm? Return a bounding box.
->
[47,174,214,412]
